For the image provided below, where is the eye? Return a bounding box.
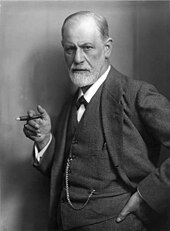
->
[83,45,93,51]
[64,46,75,54]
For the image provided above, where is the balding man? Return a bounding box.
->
[23,11,170,230]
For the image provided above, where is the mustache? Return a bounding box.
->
[70,67,90,72]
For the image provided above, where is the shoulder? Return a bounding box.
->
[104,66,160,107]
[108,66,157,99]
[108,67,167,114]
[112,67,159,98]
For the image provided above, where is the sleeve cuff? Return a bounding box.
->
[34,133,52,162]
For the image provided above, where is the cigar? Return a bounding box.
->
[16,114,42,121]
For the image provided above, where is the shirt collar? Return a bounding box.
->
[78,65,111,103]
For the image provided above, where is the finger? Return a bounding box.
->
[24,124,38,135]
[24,123,40,133]
[27,109,36,117]
[23,127,37,138]
[116,204,131,223]
[25,118,40,129]
[23,125,41,139]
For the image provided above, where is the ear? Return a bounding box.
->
[104,37,113,59]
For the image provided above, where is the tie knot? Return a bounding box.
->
[76,95,88,109]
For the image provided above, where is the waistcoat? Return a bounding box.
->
[60,85,129,230]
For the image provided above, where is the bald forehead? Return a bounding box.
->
[66,14,95,23]
[62,15,101,39]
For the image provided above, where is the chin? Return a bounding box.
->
[69,72,99,87]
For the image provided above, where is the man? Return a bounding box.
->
[23,11,170,230]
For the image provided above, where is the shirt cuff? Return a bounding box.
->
[34,133,52,162]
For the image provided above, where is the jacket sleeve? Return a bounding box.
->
[32,135,56,177]
[32,100,72,178]
[136,82,170,213]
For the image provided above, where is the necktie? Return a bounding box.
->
[76,95,88,110]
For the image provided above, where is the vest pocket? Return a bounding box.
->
[87,142,108,159]
[87,149,116,177]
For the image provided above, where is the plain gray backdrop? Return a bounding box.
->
[0,1,170,230]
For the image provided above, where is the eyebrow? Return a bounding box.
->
[64,42,94,47]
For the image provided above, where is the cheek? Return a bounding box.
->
[88,49,105,64]
[89,54,104,67]
[64,54,73,68]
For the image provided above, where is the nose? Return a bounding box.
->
[74,48,84,64]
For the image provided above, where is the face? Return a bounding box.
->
[62,17,112,87]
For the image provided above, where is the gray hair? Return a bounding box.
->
[61,11,109,40]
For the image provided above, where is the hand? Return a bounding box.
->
[116,191,156,225]
[23,105,51,150]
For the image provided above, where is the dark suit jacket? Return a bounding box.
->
[33,66,170,227]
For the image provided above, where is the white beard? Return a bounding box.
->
[69,70,100,87]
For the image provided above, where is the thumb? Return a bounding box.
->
[37,105,48,117]
[116,204,130,223]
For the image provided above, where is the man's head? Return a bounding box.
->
[61,11,113,87]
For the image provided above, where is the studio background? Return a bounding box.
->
[0,1,170,230]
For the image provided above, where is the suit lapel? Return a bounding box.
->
[101,66,124,167]
[101,67,136,189]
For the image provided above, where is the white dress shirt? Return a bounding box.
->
[35,65,111,161]
[77,65,110,122]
